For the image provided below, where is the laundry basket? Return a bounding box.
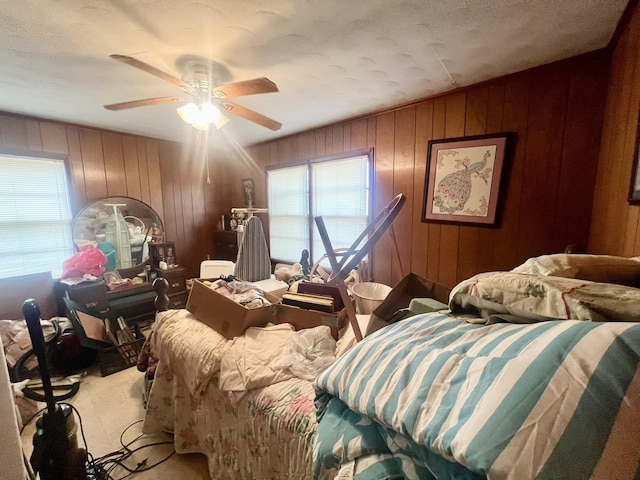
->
[351,282,392,314]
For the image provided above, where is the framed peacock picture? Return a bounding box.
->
[422,133,511,225]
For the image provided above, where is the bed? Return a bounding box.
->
[141,253,640,480]
[140,305,340,480]
[313,254,640,479]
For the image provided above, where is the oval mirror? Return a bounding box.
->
[72,196,164,270]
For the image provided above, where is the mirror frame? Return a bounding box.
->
[71,196,164,272]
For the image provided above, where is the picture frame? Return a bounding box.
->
[628,117,640,204]
[422,133,510,225]
[102,270,122,285]
[242,178,255,207]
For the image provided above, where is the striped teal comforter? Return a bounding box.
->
[313,313,640,479]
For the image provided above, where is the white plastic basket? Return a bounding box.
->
[351,282,392,314]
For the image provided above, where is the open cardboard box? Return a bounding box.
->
[371,273,451,325]
[187,278,342,339]
[186,279,279,339]
[275,303,342,339]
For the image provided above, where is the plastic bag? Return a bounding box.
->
[223,280,264,295]
[204,279,271,308]
[270,326,336,380]
[61,245,107,279]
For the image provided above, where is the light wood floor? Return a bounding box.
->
[20,365,211,479]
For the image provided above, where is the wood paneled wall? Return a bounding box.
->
[589,1,640,256]
[0,115,223,277]
[0,44,622,288]
[245,51,610,289]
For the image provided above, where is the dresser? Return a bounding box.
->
[214,230,240,261]
[63,266,187,327]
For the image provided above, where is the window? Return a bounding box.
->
[0,153,74,279]
[267,151,371,264]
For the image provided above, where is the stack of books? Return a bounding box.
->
[297,283,344,311]
[281,292,335,313]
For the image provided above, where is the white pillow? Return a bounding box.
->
[511,254,640,287]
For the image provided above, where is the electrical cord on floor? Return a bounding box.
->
[87,417,175,479]
[21,403,175,479]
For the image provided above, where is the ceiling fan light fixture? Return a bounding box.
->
[192,118,211,131]
[107,55,280,131]
[177,102,199,124]
[201,101,222,126]
[177,101,228,130]
[214,112,230,130]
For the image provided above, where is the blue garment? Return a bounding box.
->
[97,240,116,270]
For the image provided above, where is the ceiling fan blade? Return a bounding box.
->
[110,54,193,92]
[220,102,282,131]
[104,96,184,111]
[212,78,278,99]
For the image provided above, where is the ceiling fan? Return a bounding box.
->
[104,54,282,132]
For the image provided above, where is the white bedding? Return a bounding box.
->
[219,323,296,399]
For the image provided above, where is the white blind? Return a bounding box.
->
[0,154,74,279]
[267,154,370,264]
[311,155,369,262]
[268,165,309,262]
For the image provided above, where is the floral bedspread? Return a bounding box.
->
[143,360,330,479]
[142,308,334,479]
[449,271,640,323]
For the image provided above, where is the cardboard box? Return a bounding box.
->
[275,303,341,338]
[372,273,451,324]
[186,279,278,339]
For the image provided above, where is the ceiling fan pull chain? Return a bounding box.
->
[206,142,211,185]
[196,129,211,185]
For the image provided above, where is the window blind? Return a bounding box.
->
[268,165,309,262]
[0,154,74,279]
[267,153,370,264]
[311,155,369,265]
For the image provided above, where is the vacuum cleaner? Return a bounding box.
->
[23,299,88,480]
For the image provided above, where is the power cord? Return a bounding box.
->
[22,404,175,479]
[89,418,175,479]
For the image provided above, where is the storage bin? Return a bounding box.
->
[98,335,145,377]
[351,282,392,314]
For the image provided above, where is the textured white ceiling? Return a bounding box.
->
[0,0,629,151]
